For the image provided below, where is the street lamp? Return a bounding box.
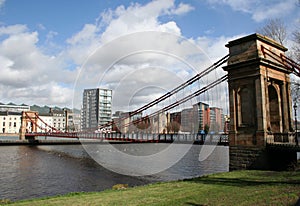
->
[293,102,298,146]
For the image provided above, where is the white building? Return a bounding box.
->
[37,114,54,132]
[0,105,80,134]
[150,112,168,134]
[0,111,22,134]
[52,110,66,132]
[38,109,68,132]
[67,112,81,131]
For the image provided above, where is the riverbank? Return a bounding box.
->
[3,170,299,206]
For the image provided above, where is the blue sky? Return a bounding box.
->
[2,0,295,44]
[0,0,299,109]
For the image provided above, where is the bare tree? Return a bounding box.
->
[257,17,300,112]
[290,24,300,103]
[292,30,300,63]
[257,18,287,45]
[292,82,300,103]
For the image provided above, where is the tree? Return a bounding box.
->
[172,121,180,133]
[292,82,300,104]
[166,121,180,134]
[289,26,300,105]
[292,30,300,63]
[204,124,210,135]
[257,18,300,106]
[257,18,287,45]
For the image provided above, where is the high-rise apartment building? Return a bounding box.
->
[210,107,224,133]
[180,108,194,132]
[193,102,210,134]
[81,88,112,131]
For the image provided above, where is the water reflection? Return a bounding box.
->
[0,144,228,201]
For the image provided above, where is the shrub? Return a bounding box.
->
[0,199,11,204]
[112,184,128,190]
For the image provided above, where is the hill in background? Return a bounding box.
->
[30,105,80,114]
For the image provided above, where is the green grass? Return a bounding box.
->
[3,170,300,206]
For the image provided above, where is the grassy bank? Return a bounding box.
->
[3,170,300,206]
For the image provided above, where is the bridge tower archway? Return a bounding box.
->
[223,33,296,170]
[268,84,281,133]
[19,111,38,140]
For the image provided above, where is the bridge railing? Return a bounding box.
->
[25,131,229,144]
[266,132,296,145]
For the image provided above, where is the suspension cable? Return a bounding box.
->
[24,112,45,132]
[34,113,60,132]
[100,54,229,129]
[118,75,228,131]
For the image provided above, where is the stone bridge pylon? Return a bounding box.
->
[223,33,297,170]
[19,111,38,140]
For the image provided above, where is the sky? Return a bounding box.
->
[0,0,299,112]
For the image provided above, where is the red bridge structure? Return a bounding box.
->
[19,110,229,145]
[19,33,300,170]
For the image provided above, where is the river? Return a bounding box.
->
[0,140,229,201]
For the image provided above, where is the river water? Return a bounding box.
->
[0,141,229,201]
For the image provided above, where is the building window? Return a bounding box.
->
[14,122,16,127]
[3,122,5,126]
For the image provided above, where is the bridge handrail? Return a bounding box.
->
[266,132,296,145]
[261,45,300,77]
[25,131,229,144]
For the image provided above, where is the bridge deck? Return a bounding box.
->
[22,132,229,145]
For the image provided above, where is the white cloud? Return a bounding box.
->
[195,34,245,61]
[206,0,297,22]
[0,0,234,111]
[0,25,76,107]
[207,0,253,13]
[65,0,195,69]
[252,1,296,22]
[169,2,194,15]
[0,24,28,36]
[37,23,46,31]
[66,24,101,64]
[72,30,212,110]
[65,0,201,110]
[67,24,99,45]
[99,0,184,43]
[46,30,58,42]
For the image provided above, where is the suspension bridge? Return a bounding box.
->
[16,33,300,170]
[19,53,230,145]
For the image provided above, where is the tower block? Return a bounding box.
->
[223,33,294,170]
